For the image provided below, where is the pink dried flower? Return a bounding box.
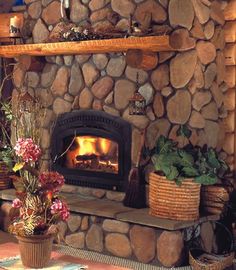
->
[14,138,41,163]
[39,171,65,192]
[50,199,70,221]
[12,198,22,208]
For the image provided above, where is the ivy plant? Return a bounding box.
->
[151,135,229,186]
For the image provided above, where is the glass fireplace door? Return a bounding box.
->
[64,135,119,174]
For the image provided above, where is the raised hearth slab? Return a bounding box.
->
[0,189,219,231]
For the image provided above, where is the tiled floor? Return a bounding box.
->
[0,231,193,270]
[0,231,131,270]
[0,230,17,245]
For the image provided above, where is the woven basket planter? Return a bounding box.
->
[149,172,201,221]
[201,185,230,215]
[17,234,53,268]
[189,249,234,270]
[0,161,12,190]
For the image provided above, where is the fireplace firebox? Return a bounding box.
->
[51,110,131,191]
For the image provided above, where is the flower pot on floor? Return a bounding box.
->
[149,172,201,221]
[17,234,53,269]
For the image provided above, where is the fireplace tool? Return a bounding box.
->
[123,129,146,208]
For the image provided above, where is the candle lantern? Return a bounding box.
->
[60,0,70,20]
[9,15,21,38]
[129,92,146,115]
[128,73,146,115]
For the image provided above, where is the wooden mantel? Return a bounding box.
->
[0,36,173,58]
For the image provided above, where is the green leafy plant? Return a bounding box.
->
[0,61,15,170]
[0,102,14,171]
[151,135,229,186]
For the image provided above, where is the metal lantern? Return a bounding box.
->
[128,73,146,115]
[15,91,43,144]
[17,91,37,115]
[129,92,146,115]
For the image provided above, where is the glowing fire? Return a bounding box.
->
[65,136,118,173]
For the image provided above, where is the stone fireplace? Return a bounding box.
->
[10,0,232,193]
[4,0,233,267]
[51,110,131,191]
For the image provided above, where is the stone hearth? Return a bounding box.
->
[0,188,219,267]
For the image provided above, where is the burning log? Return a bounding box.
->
[75,154,118,173]
[76,154,98,161]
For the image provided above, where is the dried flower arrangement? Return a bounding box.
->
[7,91,70,237]
[9,137,69,236]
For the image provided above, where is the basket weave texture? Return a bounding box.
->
[189,251,234,270]
[201,185,229,215]
[149,172,201,221]
[0,161,12,190]
[17,234,53,268]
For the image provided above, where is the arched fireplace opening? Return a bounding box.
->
[51,110,131,192]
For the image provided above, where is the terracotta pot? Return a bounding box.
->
[17,234,53,269]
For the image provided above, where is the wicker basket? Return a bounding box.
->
[189,249,234,270]
[201,185,230,215]
[0,161,12,190]
[149,172,201,221]
[17,234,53,268]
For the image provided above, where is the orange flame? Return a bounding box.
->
[65,136,117,172]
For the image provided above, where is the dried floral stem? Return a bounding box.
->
[22,164,39,177]
[0,62,14,97]
[53,131,77,163]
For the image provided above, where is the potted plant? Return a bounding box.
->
[149,133,229,221]
[2,90,70,268]
[8,137,70,268]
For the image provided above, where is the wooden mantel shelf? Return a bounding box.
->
[0,35,173,58]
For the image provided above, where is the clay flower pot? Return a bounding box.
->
[17,234,53,269]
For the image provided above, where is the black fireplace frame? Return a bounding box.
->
[51,110,131,191]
